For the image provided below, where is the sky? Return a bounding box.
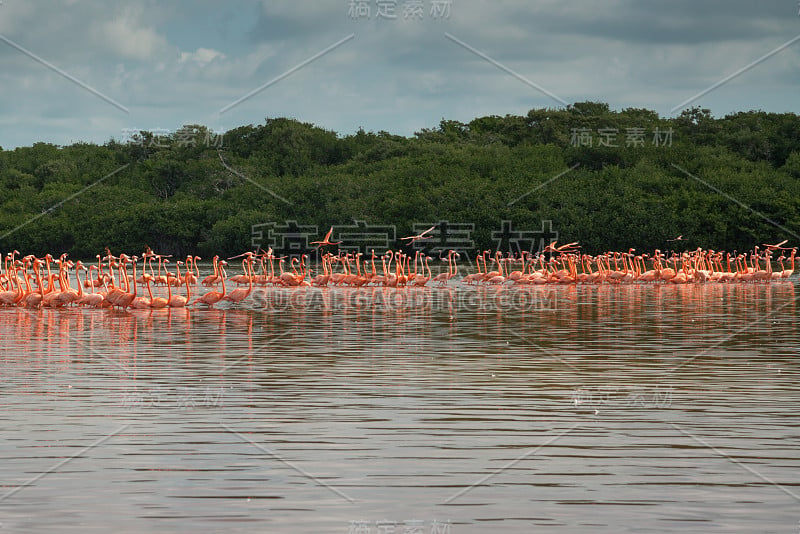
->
[0,0,799,149]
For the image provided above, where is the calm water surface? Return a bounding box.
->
[1,283,799,533]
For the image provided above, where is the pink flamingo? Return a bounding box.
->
[193,261,227,307]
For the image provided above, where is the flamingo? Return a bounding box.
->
[311,253,332,287]
[76,263,106,307]
[42,257,71,308]
[432,250,459,286]
[0,267,22,306]
[311,227,342,248]
[781,249,796,278]
[193,261,227,307]
[412,255,433,287]
[167,270,191,308]
[115,255,139,310]
[400,225,436,243]
[182,256,198,285]
[379,252,393,287]
[144,271,169,308]
[4,238,800,304]
[224,256,254,304]
[202,256,221,286]
[506,252,527,282]
[53,260,80,306]
[462,253,484,285]
[227,252,255,285]
[22,262,44,308]
[762,239,789,251]
[485,251,506,284]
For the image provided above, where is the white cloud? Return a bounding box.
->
[90,6,168,61]
[0,0,798,148]
[179,47,226,66]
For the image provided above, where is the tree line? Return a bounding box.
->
[1,102,799,259]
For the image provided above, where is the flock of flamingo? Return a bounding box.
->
[0,239,795,310]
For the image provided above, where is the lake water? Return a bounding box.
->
[1,282,799,533]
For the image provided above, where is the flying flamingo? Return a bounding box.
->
[543,241,580,254]
[400,225,436,243]
[311,227,342,248]
[762,239,789,251]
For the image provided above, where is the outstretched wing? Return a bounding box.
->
[401,225,437,241]
[311,227,336,246]
[543,241,559,252]
[763,239,788,250]
[556,241,579,251]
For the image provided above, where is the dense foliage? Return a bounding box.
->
[1,103,799,259]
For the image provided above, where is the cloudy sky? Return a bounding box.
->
[0,0,798,148]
